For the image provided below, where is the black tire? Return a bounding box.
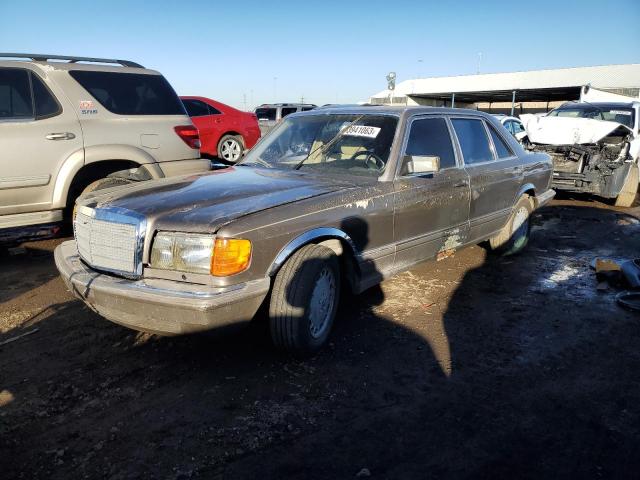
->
[614,163,639,208]
[217,134,245,163]
[269,244,340,355]
[489,195,533,255]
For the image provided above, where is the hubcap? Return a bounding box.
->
[511,206,529,249]
[220,139,242,161]
[308,267,336,339]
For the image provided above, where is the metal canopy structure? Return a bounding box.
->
[369,64,640,113]
[410,86,582,105]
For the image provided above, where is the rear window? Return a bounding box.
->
[487,124,513,159]
[69,71,185,115]
[0,68,32,118]
[255,107,276,121]
[451,118,494,165]
[281,107,297,118]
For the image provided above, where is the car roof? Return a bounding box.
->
[0,53,160,75]
[296,105,494,120]
[557,101,638,110]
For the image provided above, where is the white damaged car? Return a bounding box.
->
[521,101,639,207]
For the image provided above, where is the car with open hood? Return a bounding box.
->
[521,101,639,207]
[55,106,555,354]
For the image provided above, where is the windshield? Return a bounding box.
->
[240,113,399,176]
[548,105,635,129]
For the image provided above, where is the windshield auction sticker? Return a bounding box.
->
[343,125,381,138]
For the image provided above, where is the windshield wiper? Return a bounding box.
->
[293,114,365,170]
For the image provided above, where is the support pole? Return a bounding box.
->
[511,90,516,116]
[451,93,455,109]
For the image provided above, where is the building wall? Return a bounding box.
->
[475,100,566,115]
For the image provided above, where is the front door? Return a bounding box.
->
[393,116,471,271]
[0,67,82,215]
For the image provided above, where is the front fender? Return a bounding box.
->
[267,227,359,276]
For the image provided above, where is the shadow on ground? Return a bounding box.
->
[1,201,639,479]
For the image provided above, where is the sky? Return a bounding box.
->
[2,0,639,110]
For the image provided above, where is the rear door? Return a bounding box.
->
[393,115,470,270]
[0,66,82,215]
[450,116,522,243]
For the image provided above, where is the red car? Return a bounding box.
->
[180,96,261,163]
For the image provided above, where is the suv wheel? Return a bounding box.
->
[269,244,340,355]
[217,135,244,163]
[489,195,533,255]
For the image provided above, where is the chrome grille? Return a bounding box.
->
[74,206,145,276]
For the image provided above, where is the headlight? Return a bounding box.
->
[150,233,251,276]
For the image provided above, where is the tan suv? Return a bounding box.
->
[0,53,210,241]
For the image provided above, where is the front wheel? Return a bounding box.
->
[217,135,245,163]
[489,195,533,255]
[269,244,340,355]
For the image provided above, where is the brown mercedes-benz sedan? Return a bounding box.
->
[55,106,555,354]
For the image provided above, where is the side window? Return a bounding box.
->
[0,68,33,119]
[280,107,297,118]
[31,72,61,119]
[404,117,457,171]
[69,71,185,115]
[182,99,209,117]
[504,120,514,134]
[451,118,494,165]
[255,107,276,121]
[487,124,514,159]
[301,106,314,111]
[512,121,525,134]
[208,105,222,115]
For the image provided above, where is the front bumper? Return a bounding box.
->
[54,240,270,335]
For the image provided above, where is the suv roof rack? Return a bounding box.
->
[0,53,144,68]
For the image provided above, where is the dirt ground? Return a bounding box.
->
[1,196,639,479]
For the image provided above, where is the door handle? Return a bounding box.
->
[46,132,76,141]
[453,180,468,188]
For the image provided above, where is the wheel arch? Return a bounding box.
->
[515,183,536,207]
[267,227,361,292]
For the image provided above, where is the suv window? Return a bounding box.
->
[451,118,494,165]
[31,73,61,119]
[281,107,297,118]
[182,99,210,117]
[0,68,33,118]
[69,71,185,115]
[404,117,456,170]
[255,107,276,121]
[487,124,513,159]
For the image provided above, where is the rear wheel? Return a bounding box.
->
[614,164,639,208]
[489,195,533,255]
[217,135,245,163]
[269,244,340,355]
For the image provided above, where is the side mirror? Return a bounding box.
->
[404,155,440,174]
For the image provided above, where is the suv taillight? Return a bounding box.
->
[174,125,200,149]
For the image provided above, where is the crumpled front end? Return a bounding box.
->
[521,115,638,198]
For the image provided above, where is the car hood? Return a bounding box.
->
[521,114,634,145]
[80,166,355,232]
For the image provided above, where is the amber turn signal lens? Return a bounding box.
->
[210,238,252,276]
